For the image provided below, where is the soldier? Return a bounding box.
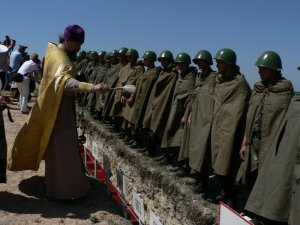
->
[84,51,100,83]
[75,51,87,79]
[121,49,144,143]
[129,51,160,149]
[160,53,196,166]
[206,48,250,203]
[143,50,177,157]
[109,47,130,133]
[81,51,101,106]
[94,51,118,120]
[289,119,300,225]
[76,51,90,107]
[235,51,293,210]
[177,50,217,191]
[240,53,295,225]
[86,51,107,114]
[102,49,124,123]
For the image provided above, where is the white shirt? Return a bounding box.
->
[18,60,40,75]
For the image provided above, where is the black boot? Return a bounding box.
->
[204,174,226,204]
[0,159,7,183]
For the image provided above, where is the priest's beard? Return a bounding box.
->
[67,52,78,62]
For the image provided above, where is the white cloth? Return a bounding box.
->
[17,79,30,112]
[18,60,40,76]
[0,45,8,53]
[11,81,17,88]
[0,44,9,72]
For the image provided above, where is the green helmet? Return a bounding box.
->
[90,51,99,59]
[105,52,114,59]
[143,51,157,61]
[118,47,128,55]
[175,52,191,65]
[112,49,119,57]
[193,50,213,65]
[158,50,174,62]
[126,48,139,59]
[99,51,106,57]
[215,48,237,65]
[255,51,282,71]
[78,51,87,58]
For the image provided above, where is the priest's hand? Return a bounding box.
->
[92,83,110,93]
[0,96,10,106]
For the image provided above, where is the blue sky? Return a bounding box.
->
[1,0,300,89]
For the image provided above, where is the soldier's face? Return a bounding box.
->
[143,58,152,67]
[111,56,119,64]
[258,67,277,82]
[176,63,188,73]
[160,58,170,69]
[196,60,209,70]
[216,60,228,74]
[128,55,136,64]
[99,56,105,62]
[119,55,128,64]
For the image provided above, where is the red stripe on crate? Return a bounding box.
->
[82,147,142,225]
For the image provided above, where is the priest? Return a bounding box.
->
[8,25,109,200]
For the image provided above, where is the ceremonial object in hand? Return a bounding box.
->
[111,84,136,94]
[93,83,110,93]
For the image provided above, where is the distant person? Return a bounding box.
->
[16,53,41,113]
[9,45,27,93]
[2,35,15,54]
[8,25,109,200]
[10,45,27,72]
[0,43,10,89]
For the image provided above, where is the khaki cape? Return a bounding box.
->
[129,67,159,127]
[122,65,144,123]
[246,96,299,223]
[236,79,293,184]
[86,64,108,110]
[109,63,131,117]
[161,69,196,148]
[211,74,250,176]
[178,72,217,172]
[102,64,122,119]
[143,68,177,136]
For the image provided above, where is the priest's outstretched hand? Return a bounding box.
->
[92,83,110,93]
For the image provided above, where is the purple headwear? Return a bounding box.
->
[64,25,85,44]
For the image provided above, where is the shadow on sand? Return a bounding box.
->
[0,176,123,220]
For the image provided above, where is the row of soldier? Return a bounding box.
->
[76,47,297,225]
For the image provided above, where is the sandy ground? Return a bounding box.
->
[0,100,129,225]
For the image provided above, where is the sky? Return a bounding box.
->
[1,0,300,89]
